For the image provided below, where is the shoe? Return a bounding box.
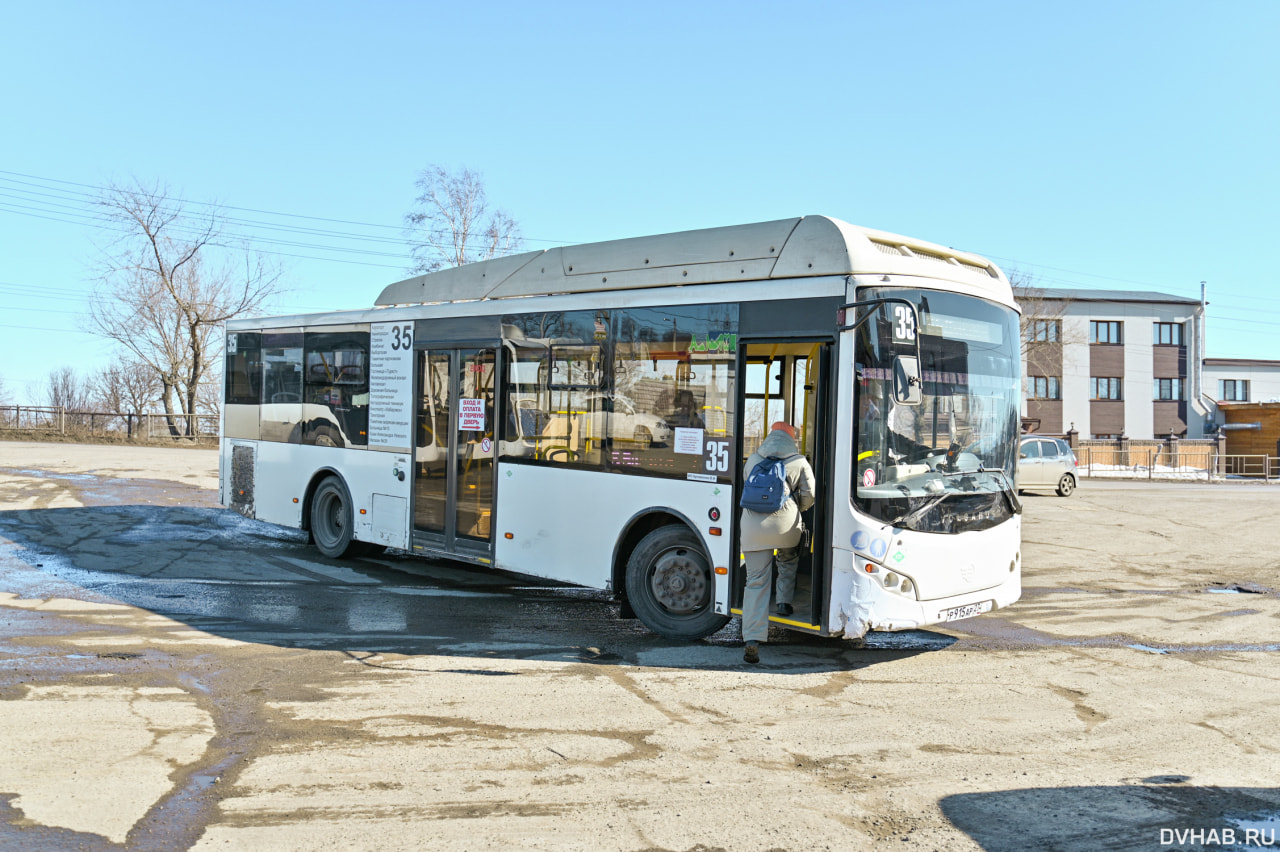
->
[777,602,794,616]
[743,643,760,664]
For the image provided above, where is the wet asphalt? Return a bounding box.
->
[2,458,1279,850]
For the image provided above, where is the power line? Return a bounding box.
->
[0,202,412,270]
[0,322,93,333]
[0,168,575,245]
[3,169,1274,323]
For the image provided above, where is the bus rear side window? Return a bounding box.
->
[225,332,262,440]
[260,331,304,443]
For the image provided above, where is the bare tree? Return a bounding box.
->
[92,356,160,416]
[45,367,92,410]
[1010,269,1080,383]
[196,357,223,419]
[88,179,281,435]
[404,165,523,274]
[0,373,8,406]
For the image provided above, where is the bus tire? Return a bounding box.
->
[311,476,359,558]
[625,524,729,640]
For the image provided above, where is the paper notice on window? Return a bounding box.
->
[674,427,705,455]
[458,398,486,431]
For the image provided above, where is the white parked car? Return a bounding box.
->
[1017,435,1080,496]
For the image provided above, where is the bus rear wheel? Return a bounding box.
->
[625,524,729,640]
[311,476,359,558]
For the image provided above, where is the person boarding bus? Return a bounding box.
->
[739,421,816,663]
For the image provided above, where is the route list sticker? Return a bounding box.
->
[368,322,414,451]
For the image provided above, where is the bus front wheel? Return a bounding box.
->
[311,476,358,558]
[625,525,729,640]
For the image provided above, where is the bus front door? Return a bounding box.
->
[412,347,499,562]
[735,340,833,634]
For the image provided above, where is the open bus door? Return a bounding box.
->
[411,347,500,563]
[732,339,834,635]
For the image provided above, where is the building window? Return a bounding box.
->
[1090,321,1123,344]
[1028,376,1061,399]
[1220,379,1250,402]
[1154,322,1184,345]
[1091,377,1122,400]
[1025,319,1060,343]
[1092,433,1120,440]
[1154,378,1184,401]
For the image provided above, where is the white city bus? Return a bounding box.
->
[221,216,1022,640]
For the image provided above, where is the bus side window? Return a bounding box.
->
[611,305,737,479]
[225,332,262,440]
[498,311,606,468]
[302,329,371,448]
[260,331,304,444]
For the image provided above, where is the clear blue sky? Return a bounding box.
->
[2,1,1278,404]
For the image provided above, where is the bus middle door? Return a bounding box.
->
[411,347,499,562]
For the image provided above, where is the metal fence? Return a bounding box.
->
[1215,454,1280,480]
[1076,446,1280,481]
[0,405,218,441]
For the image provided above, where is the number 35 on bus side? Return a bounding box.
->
[703,439,730,474]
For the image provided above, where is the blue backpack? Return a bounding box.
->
[739,454,800,513]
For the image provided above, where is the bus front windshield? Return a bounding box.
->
[853,288,1021,534]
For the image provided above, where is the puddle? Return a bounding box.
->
[1206,583,1274,595]
[859,630,957,651]
[3,469,99,483]
[1228,811,1280,850]
[1128,644,1169,655]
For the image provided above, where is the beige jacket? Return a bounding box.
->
[739,429,816,552]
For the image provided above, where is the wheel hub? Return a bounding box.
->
[650,548,709,615]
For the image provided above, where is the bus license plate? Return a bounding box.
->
[943,601,992,622]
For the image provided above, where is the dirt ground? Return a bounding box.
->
[0,441,1278,851]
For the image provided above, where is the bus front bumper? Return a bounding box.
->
[830,548,1022,639]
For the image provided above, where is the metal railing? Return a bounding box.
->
[0,405,218,441]
[1075,446,1279,481]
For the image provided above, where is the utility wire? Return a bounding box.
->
[0,168,574,245]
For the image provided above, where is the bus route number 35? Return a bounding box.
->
[390,324,413,350]
[703,439,730,474]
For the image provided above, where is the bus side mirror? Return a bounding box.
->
[893,355,922,405]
